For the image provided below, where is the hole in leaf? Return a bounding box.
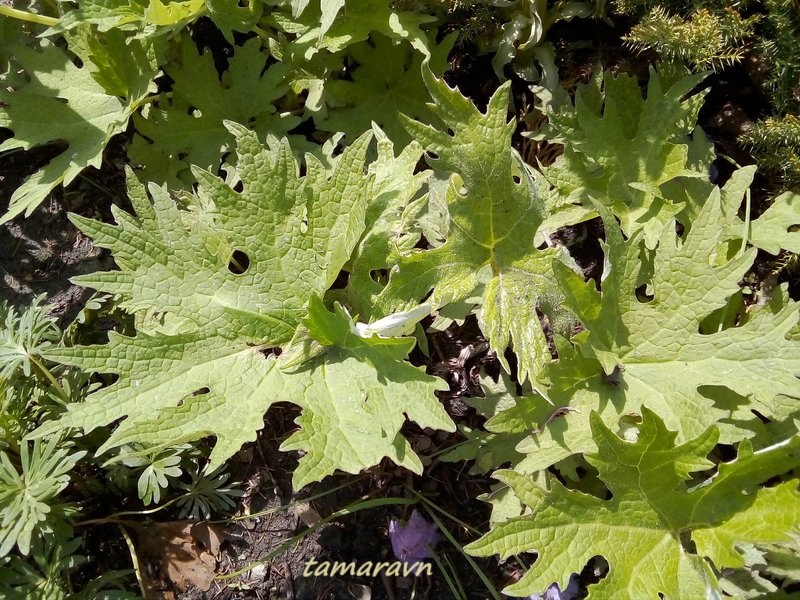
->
[512,175,521,184]
[588,555,609,580]
[370,269,388,284]
[228,250,250,274]
[716,443,738,462]
[601,365,623,386]
[426,151,440,161]
[634,284,653,303]
[232,180,244,193]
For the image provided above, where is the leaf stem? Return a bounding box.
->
[740,186,751,256]
[0,6,58,27]
[28,353,69,402]
[118,523,149,600]
[251,25,270,42]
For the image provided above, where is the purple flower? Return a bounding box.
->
[526,573,580,600]
[389,509,440,566]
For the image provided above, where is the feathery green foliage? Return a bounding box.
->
[741,115,800,191]
[0,438,85,557]
[624,6,758,70]
[758,0,800,114]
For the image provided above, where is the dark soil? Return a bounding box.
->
[0,143,123,324]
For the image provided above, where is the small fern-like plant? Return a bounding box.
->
[623,5,758,70]
[0,438,85,557]
[176,462,244,519]
[0,296,61,383]
[740,114,800,190]
[115,445,186,507]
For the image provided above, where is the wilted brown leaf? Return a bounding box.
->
[132,521,228,594]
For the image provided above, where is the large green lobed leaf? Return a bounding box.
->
[32,124,453,487]
[502,189,800,474]
[0,31,158,223]
[467,409,800,599]
[376,67,571,383]
[130,35,298,187]
[537,67,710,247]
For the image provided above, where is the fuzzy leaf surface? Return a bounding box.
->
[467,409,800,599]
[29,124,451,484]
[515,190,800,473]
[377,67,566,383]
[130,35,297,186]
[539,67,709,247]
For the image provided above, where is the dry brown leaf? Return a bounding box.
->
[133,521,228,593]
[294,501,322,526]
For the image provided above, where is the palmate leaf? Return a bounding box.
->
[314,33,454,146]
[266,0,439,130]
[376,67,570,383]
[467,409,800,599]
[333,124,430,321]
[0,32,158,223]
[281,296,451,487]
[670,164,800,256]
[32,124,452,487]
[102,296,451,489]
[508,189,800,474]
[267,0,435,57]
[51,0,200,34]
[130,35,297,186]
[537,67,710,248]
